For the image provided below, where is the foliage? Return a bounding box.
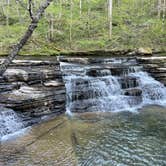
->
[0,0,165,55]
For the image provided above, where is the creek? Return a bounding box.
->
[0,57,166,166]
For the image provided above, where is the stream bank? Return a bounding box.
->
[0,54,166,129]
[0,57,66,128]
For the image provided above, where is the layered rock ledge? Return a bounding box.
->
[0,55,165,117]
[59,55,166,86]
[0,58,66,120]
[137,57,166,86]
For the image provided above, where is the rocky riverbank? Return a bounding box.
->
[0,57,66,124]
[0,55,165,121]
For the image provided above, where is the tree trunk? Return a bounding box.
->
[108,0,112,39]
[16,1,22,24]
[69,0,73,48]
[162,0,166,22]
[0,0,53,76]
[59,0,62,19]
[79,0,82,16]
[87,0,91,37]
[158,0,162,18]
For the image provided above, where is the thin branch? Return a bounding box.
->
[28,0,34,20]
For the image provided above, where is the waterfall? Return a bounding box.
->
[60,58,166,114]
[0,107,24,139]
[130,71,166,105]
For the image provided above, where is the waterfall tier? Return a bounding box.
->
[0,107,24,139]
[60,58,166,113]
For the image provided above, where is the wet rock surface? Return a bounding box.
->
[60,56,166,86]
[60,55,166,113]
[0,55,165,115]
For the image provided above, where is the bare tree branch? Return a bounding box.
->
[28,0,34,20]
[0,0,53,76]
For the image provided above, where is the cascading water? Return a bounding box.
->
[60,57,166,114]
[130,71,166,105]
[0,107,24,139]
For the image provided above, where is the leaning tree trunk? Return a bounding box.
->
[79,0,82,17]
[0,0,53,76]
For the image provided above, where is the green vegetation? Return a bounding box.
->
[0,0,165,55]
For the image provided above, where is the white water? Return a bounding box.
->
[60,59,166,114]
[0,107,24,139]
[130,71,166,105]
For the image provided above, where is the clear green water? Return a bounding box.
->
[0,106,166,166]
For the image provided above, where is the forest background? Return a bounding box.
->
[0,0,165,55]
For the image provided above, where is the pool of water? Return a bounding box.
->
[0,105,166,166]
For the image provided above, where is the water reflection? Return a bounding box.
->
[72,106,166,166]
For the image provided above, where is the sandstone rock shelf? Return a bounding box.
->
[0,57,66,121]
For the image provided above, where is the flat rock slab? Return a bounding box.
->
[0,59,59,66]
[1,116,77,166]
[3,67,62,83]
